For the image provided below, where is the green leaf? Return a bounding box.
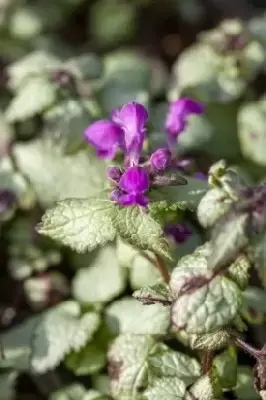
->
[6,77,57,122]
[150,176,208,213]
[114,206,171,260]
[188,373,222,400]
[148,346,201,385]
[7,50,61,91]
[92,374,111,396]
[143,377,186,400]
[30,301,100,373]
[105,297,170,335]
[65,341,106,376]
[72,245,127,303]
[66,53,103,80]
[208,207,249,270]
[90,0,137,47]
[197,188,233,229]
[0,314,42,371]
[99,50,150,112]
[13,138,107,207]
[170,263,241,333]
[36,198,116,253]
[189,330,231,351]
[228,254,251,290]
[235,366,260,400]
[50,383,101,400]
[43,99,93,154]
[0,371,18,400]
[108,333,156,400]
[116,238,139,268]
[129,252,163,290]
[213,347,238,390]
[238,100,266,166]
[133,283,174,306]
[241,286,266,317]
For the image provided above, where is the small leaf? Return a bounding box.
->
[36,198,116,253]
[30,301,100,373]
[72,245,127,303]
[50,383,93,400]
[197,188,233,229]
[105,297,170,335]
[188,373,222,400]
[148,346,201,385]
[227,254,251,290]
[6,77,56,122]
[114,206,171,260]
[213,346,238,390]
[208,207,249,270]
[108,333,156,400]
[13,138,106,207]
[133,283,174,306]
[65,342,106,376]
[143,377,186,400]
[189,330,231,351]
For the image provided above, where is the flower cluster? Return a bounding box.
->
[84,98,204,208]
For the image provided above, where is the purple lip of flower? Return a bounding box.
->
[111,166,150,207]
[165,98,204,149]
[164,223,192,244]
[84,102,148,164]
[84,120,123,160]
[149,148,172,173]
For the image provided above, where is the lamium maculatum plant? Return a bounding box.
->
[3,3,266,399]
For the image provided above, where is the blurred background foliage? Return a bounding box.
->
[2,0,266,399]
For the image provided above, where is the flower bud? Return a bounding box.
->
[107,166,122,182]
[149,148,172,172]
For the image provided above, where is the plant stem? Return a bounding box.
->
[155,254,170,283]
[202,351,214,374]
[140,251,170,283]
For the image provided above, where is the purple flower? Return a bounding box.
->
[84,120,123,159]
[112,102,148,165]
[164,223,192,244]
[165,98,204,148]
[114,166,149,207]
[84,102,148,164]
[149,148,172,172]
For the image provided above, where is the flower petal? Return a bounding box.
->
[165,97,204,137]
[112,102,148,164]
[164,223,192,244]
[84,120,123,159]
[118,193,149,207]
[119,166,149,194]
[112,102,148,132]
